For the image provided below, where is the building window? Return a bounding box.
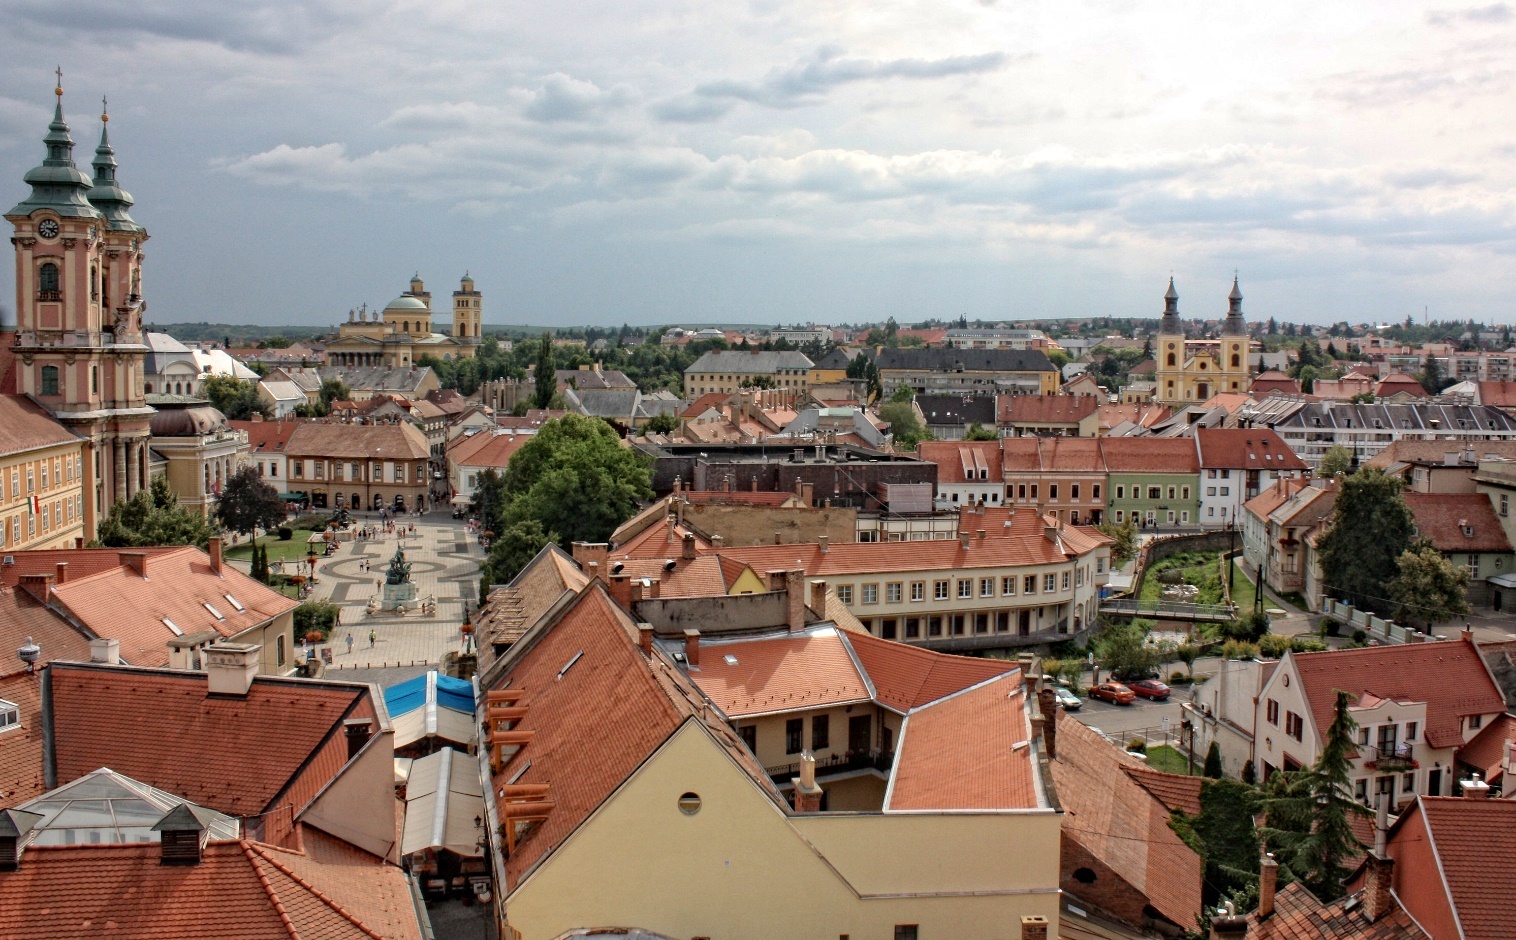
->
[276,635,286,667]
[786,718,803,754]
[910,581,925,601]
[1049,484,1059,500]
[1267,699,1279,725]
[40,366,59,396]
[292,461,304,479]
[1043,573,1056,592]
[1072,484,1080,500]
[895,927,919,940]
[1148,486,1161,499]
[1024,574,1037,594]
[1115,485,1124,499]
[1062,571,1071,590]
[1470,715,1484,730]
[979,577,993,597]
[812,715,829,751]
[1002,576,1016,595]
[837,585,853,604]
[905,617,920,638]
[957,579,972,599]
[38,262,60,294]
[1093,484,1101,500]
[739,725,757,753]
[1182,486,1191,499]
[1406,721,1418,742]
[1402,772,1416,794]
[861,583,878,604]
[1286,712,1304,741]
[886,582,902,603]
[934,580,949,600]
[1355,779,1369,803]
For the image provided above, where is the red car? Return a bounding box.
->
[1128,679,1171,701]
[1090,682,1136,705]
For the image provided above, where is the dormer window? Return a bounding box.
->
[0,699,18,732]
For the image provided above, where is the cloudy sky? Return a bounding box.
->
[1,1,1513,329]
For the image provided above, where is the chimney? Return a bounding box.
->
[1258,852,1278,919]
[18,574,54,603]
[0,809,44,871]
[648,578,661,599]
[1044,524,1059,544]
[817,535,829,553]
[119,551,148,577]
[344,718,374,760]
[1362,798,1395,922]
[203,643,260,697]
[711,534,724,548]
[681,533,697,560]
[800,482,814,506]
[786,569,806,632]
[151,804,209,866]
[571,542,610,576]
[1210,914,1249,939]
[608,574,632,609]
[629,579,646,604]
[792,751,823,813]
[809,579,827,613]
[1462,774,1491,798]
[794,476,804,498]
[586,561,599,581]
[1019,915,1049,940]
[54,562,67,585]
[959,532,971,549]
[88,637,120,664]
[1037,687,1058,759]
[683,629,701,668]
[208,537,223,575]
[638,624,655,655]
[976,528,987,540]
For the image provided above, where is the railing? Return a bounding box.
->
[765,750,894,784]
[1098,597,1237,622]
[1361,743,1418,771]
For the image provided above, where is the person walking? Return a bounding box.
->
[345,632,354,655]
[368,629,376,649]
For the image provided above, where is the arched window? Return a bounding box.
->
[1166,353,1176,367]
[38,263,60,294]
[40,365,59,396]
[1231,354,1241,368]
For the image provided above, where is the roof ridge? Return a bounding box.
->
[246,840,388,940]
[242,840,303,940]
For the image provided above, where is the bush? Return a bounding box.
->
[1319,616,1341,637]
[1257,634,1291,658]
[289,512,328,531]
[1290,635,1327,653]
[1170,671,1192,685]
[277,526,293,541]
[1219,639,1259,661]
[1127,738,1147,754]
[293,600,340,641]
[1351,628,1368,646]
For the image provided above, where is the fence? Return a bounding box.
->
[1321,599,1447,645]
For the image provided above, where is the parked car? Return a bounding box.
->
[1051,686,1083,710]
[1090,682,1136,705]
[1128,678,1171,701]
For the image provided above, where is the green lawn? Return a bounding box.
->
[1228,559,1258,612]
[225,530,323,564]
[1144,744,1196,776]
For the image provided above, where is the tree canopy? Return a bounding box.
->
[1316,468,1413,612]
[203,374,269,421]
[94,477,218,549]
[1388,543,1470,629]
[480,516,557,598]
[497,413,652,546]
[878,401,929,451]
[215,467,285,540]
[1317,445,1353,479]
[534,333,556,409]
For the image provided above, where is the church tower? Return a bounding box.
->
[1155,277,1184,406]
[452,273,481,343]
[6,77,151,535]
[1220,276,1248,393]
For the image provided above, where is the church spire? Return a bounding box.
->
[1159,277,1182,334]
[7,70,100,220]
[87,95,143,233]
[1223,275,1247,335]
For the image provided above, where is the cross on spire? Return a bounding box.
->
[55,66,63,95]
[101,94,109,121]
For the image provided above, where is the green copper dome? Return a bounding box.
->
[87,113,143,234]
[7,91,102,221]
[384,295,429,312]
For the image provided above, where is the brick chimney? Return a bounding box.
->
[683,629,700,668]
[119,551,148,577]
[809,579,827,613]
[208,537,223,576]
[571,542,609,577]
[1258,852,1278,919]
[344,718,374,760]
[88,637,120,664]
[1037,687,1058,759]
[151,804,209,865]
[54,562,67,585]
[1461,774,1491,798]
[204,643,260,697]
[682,533,697,560]
[1363,797,1395,922]
[1019,915,1049,940]
[817,534,829,553]
[786,569,806,632]
[0,809,44,871]
[17,574,54,603]
[792,751,823,813]
[800,482,814,506]
[959,531,971,549]
[638,624,655,655]
[1210,914,1249,938]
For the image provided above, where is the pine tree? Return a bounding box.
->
[534,332,555,409]
[1203,741,1224,778]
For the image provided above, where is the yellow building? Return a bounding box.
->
[326,274,482,369]
[1153,277,1251,407]
[0,393,87,551]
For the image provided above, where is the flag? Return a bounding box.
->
[28,495,39,515]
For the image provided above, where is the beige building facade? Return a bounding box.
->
[0,396,88,551]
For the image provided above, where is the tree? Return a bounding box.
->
[642,413,678,435]
[1419,353,1445,394]
[94,479,217,549]
[887,384,915,404]
[1295,365,1318,394]
[534,332,556,409]
[479,516,558,598]
[249,542,269,584]
[1171,778,1262,911]
[1260,691,1368,899]
[501,414,653,545]
[1095,620,1155,680]
[1267,316,1278,335]
[963,422,999,441]
[470,468,510,527]
[1203,741,1224,778]
[878,401,929,450]
[1318,445,1353,479]
[740,375,778,389]
[1388,543,1470,630]
[1096,516,1138,566]
[1175,643,1199,678]
[215,467,285,542]
[203,374,269,420]
[1317,468,1413,612]
[319,377,350,410]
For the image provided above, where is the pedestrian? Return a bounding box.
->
[368,629,376,649]
[345,632,353,655]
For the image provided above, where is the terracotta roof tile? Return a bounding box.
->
[693,630,872,718]
[1403,493,1513,553]
[613,520,713,560]
[447,430,533,469]
[1287,639,1505,749]
[611,555,730,598]
[1243,478,1309,521]
[1050,714,1202,930]
[710,530,1095,578]
[0,394,80,459]
[0,670,46,803]
[48,663,369,816]
[1409,796,1516,940]
[1245,881,1424,939]
[230,418,303,454]
[917,440,1003,484]
[1098,437,1200,474]
[887,674,1038,810]
[1377,373,1429,397]
[996,394,1099,425]
[843,629,1015,713]
[285,422,429,460]
[1477,381,1516,408]
[0,582,92,671]
[1195,428,1308,471]
[1121,764,1202,816]
[1250,372,1303,396]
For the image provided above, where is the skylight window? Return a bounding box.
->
[557,651,584,680]
[203,602,224,620]
[162,618,182,636]
[223,594,244,612]
[723,654,738,665]
[0,699,18,732]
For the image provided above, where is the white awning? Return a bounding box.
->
[450,494,472,506]
[401,747,485,858]
[1488,573,1516,588]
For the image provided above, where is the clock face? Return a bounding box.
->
[38,220,58,239]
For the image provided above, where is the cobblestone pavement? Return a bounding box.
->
[233,510,485,671]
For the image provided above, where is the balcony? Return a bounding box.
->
[765,750,894,784]
[1362,744,1417,772]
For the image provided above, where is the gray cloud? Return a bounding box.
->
[4,0,384,54]
[523,74,637,123]
[1426,3,1512,26]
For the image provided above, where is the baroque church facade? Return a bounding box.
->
[325,273,483,368]
[1152,277,1252,407]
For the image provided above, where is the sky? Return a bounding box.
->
[1,1,1514,330]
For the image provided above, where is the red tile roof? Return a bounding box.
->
[1403,796,1516,940]
[679,490,798,507]
[996,394,1099,425]
[1455,712,1516,783]
[0,579,92,672]
[917,440,1002,484]
[816,628,1011,714]
[1244,880,1424,939]
[887,674,1038,810]
[1122,764,1203,816]
[693,630,873,718]
[1195,427,1308,471]
[1287,639,1505,749]
[709,527,1100,578]
[447,430,533,469]
[1377,373,1429,398]
[613,519,713,560]
[1243,478,1309,522]
[47,663,372,816]
[611,555,731,598]
[285,422,429,460]
[0,839,422,939]
[1403,493,1513,553]
[1477,380,1516,408]
[1098,437,1200,474]
[680,392,728,418]
[0,670,46,804]
[1249,371,1303,396]
[0,394,80,459]
[1050,713,1202,930]
[229,418,302,454]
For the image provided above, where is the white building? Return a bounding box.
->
[1194,427,1309,528]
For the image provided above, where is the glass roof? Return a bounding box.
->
[18,768,240,846]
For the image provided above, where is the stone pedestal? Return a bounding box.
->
[382,581,418,610]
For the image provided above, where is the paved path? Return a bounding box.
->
[232,510,485,671]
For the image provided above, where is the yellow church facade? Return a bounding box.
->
[1153,277,1251,407]
[326,273,482,368]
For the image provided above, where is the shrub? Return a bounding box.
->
[277,526,293,541]
[1257,634,1291,658]
[1351,628,1368,646]
[1219,639,1259,661]
[1170,671,1192,685]
[1290,635,1327,653]
[289,512,328,531]
[1127,738,1147,754]
[1319,616,1340,637]
[293,600,340,641]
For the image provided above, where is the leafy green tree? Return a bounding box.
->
[1175,643,1199,678]
[1296,365,1318,394]
[1240,760,1256,785]
[1388,543,1470,630]
[501,414,653,545]
[215,467,285,543]
[95,479,217,549]
[1317,468,1413,613]
[203,374,269,420]
[879,401,929,450]
[887,384,915,404]
[470,468,509,526]
[1260,691,1368,899]
[1204,741,1224,778]
[480,516,558,598]
[1171,779,1262,910]
[534,332,556,409]
[1095,516,1138,565]
[1318,445,1353,479]
[642,413,679,435]
[963,422,999,441]
[319,377,350,410]
[1096,620,1155,680]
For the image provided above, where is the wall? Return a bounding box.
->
[1253,658,1320,780]
[506,720,1060,940]
[0,441,87,551]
